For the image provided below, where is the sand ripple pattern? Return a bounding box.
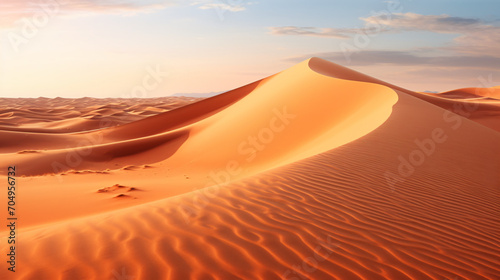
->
[5,136,499,280]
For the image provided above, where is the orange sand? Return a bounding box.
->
[0,58,499,280]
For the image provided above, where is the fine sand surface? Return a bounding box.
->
[0,58,499,280]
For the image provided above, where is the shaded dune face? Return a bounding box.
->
[0,58,499,280]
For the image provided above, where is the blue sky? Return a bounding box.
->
[1,0,499,97]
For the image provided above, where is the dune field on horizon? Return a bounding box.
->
[0,57,499,280]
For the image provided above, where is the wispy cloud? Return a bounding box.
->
[363,13,500,56]
[362,12,483,33]
[195,3,244,12]
[288,50,500,69]
[269,26,350,39]
[270,13,500,57]
[190,0,252,12]
[0,0,177,28]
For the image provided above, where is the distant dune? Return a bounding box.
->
[1,58,499,280]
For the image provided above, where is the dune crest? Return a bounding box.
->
[308,57,500,132]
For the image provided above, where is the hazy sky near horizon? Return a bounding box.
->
[1,0,499,98]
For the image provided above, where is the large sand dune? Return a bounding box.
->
[1,58,499,280]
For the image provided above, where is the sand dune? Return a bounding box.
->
[0,59,398,226]
[1,58,499,280]
[430,87,500,100]
[0,97,201,134]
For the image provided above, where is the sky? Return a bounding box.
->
[0,0,499,98]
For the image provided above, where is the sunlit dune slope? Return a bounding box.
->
[0,58,397,180]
